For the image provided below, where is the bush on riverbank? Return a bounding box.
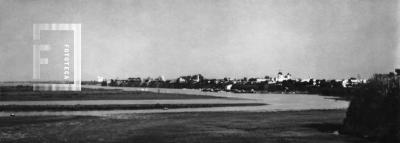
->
[341,73,400,142]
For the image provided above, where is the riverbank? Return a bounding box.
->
[0,103,266,111]
[0,86,227,101]
[0,85,350,113]
[0,109,371,143]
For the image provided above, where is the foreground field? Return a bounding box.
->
[0,110,371,143]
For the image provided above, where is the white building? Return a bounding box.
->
[342,78,366,88]
[225,84,233,91]
[276,72,292,82]
[97,76,105,82]
[192,74,201,83]
[155,75,166,82]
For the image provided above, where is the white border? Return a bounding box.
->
[33,24,81,91]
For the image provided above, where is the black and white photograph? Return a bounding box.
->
[0,0,399,142]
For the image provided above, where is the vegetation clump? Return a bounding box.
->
[341,71,400,143]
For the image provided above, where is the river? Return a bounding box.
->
[0,85,349,116]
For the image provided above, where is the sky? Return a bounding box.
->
[0,0,399,81]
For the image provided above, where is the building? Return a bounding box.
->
[155,76,166,82]
[342,77,366,88]
[177,77,187,84]
[275,72,292,82]
[127,77,142,87]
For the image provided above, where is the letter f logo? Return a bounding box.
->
[33,44,50,79]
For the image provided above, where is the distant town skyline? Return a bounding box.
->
[0,0,399,81]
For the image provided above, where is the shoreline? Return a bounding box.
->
[0,103,266,112]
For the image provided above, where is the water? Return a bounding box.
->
[0,85,349,116]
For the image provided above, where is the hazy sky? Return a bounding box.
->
[0,0,399,81]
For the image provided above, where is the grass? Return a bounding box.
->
[0,110,372,143]
[0,86,226,101]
